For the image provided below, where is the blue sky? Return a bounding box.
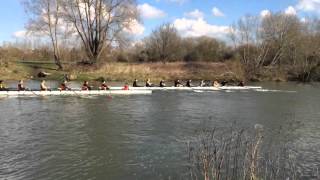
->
[0,0,319,43]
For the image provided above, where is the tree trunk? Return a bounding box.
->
[54,54,63,70]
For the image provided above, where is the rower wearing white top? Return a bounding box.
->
[199,80,206,87]
[40,80,50,91]
[146,79,153,87]
[0,80,8,91]
[213,80,221,87]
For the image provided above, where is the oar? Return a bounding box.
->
[28,89,42,97]
[68,88,82,96]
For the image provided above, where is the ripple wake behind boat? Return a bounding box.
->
[255,89,297,93]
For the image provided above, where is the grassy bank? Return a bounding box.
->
[4,60,317,83]
[0,61,246,82]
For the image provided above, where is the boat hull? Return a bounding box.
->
[0,90,152,96]
[109,86,261,91]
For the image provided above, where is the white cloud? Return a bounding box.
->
[168,0,187,4]
[212,7,225,17]
[124,20,145,35]
[260,9,271,17]
[301,17,307,23]
[138,3,166,19]
[285,6,297,15]
[185,9,204,19]
[173,18,230,40]
[13,30,27,39]
[296,0,320,13]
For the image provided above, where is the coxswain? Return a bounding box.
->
[213,80,221,87]
[0,80,8,91]
[40,80,50,91]
[18,80,28,91]
[133,79,140,87]
[82,81,91,91]
[100,80,110,90]
[146,79,153,87]
[58,81,71,91]
[174,80,183,87]
[238,81,245,87]
[199,80,206,87]
[122,83,129,90]
[186,80,193,87]
[159,80,166,87]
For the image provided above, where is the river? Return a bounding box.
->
[0,82,319,179]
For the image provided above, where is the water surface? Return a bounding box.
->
[0,82,319,179]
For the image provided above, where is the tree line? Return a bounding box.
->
[117,14,320,82]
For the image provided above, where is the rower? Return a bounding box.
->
[133,79,140,87]
[174,80,183,87]
[146,79,153,87]
[0,80,8,91]
[238,81,245,87]
[122,83,129,90]
[213,80,221,87]
[99,80,110,90]
[199,80,206,87]
[58,81,71,91]
[186,80,193,87]
[220,80,228,86]
[40,80,50,91]
[159,80,166,87]
[82,81,91,91]
[18,80,28,91]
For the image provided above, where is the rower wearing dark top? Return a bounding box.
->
[238,81,245,87]
[186,80,193,87]
[159,80,166,87]
[18,80,28,91]
[82,81,91,91]
[174,80,183,87]
[133,79,140,87]
[220,80,228,86]
[99,81,110,90]
[146,79,153,87]
[59,81,71,91]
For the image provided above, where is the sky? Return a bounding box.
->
[0,0,320,44]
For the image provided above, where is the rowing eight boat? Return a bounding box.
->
[0,90,152,96]
[109,86,262,91]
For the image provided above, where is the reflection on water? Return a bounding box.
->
[0,82,319,179]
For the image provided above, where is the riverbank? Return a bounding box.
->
[0,61,246,82]
[1,60,319,83]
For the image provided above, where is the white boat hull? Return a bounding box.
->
[109,86,261,91]
[0,90,152,96]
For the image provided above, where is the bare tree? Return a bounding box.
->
[61,0,139,64]
[24,0,64,70]
[145,23,182,63]
[260,13,301,66]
